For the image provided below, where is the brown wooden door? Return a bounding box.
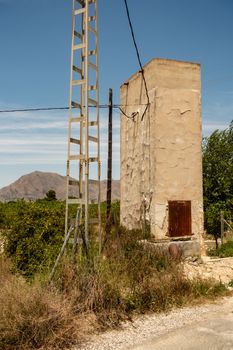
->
[168,201,192,237]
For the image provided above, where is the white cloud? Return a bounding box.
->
[0,139,66,145]
[0,121,67,130]
[0,103,152,170]
[202,122,230,134]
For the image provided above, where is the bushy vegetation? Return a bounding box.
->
[0,199,120,277]
[203,121,233,237]
[208,240,233,258]
[0,258,90,350]
[0,169,232,349]
[1,200,65,277]
[0,218,229,349]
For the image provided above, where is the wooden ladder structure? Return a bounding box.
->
[65,0,101,249]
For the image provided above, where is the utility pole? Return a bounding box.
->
[106,88,113,237]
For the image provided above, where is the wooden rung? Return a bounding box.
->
[74,8,85,15]
[88,15,96,21]
[88,85,97,91]
[71,101,81,109]
[73,65,82,74]
[70,137,81,145]
[88,62,97,70]
[88,27,97,36]
[89,157,98,162]
[70,155,84,161]
[83,120,98,127]
[88,98,97,106]
[89,50,97,56]
[69,117,85,123]
[67,198,84,205]
[74,31,83,40]
[73,43,86,50]
[72,79,85,86]
[88,135,98,142]
[69,179,79,186]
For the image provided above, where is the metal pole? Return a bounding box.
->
[84,1,89,249]
[65,0,76,236]
[106,88,113,237]
[49,226,74,282]
[96,0,101,253]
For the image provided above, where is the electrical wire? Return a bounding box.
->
[0,103,148,114]
[0,1,150,120]
[117,107,138,120]
[0,107,69,113]
[123,0,150,121]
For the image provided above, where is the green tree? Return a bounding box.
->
[4,201,65,277]
[45,189,57,201]
[203,121,233,236]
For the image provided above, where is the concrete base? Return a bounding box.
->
[140,239,201,258]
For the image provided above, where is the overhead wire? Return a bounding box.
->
[0,1,150,120]
[0,107,69,113]
[123,0,150,121]
[0,103,148,114]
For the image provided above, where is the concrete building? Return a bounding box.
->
[120,58,204,251]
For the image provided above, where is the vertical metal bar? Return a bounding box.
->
[95,0,101,252]
[84,0,89,247]
[106,88,113,238]
[65,0,76,236]
[49,226,74,282]
[79,8,85,223]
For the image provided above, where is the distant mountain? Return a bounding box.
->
[0,171,120,202]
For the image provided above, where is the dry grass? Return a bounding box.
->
[0,258,94,350]
[0,230,229,349]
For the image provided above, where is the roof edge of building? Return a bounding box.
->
[120,57,201,87]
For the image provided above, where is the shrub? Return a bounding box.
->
[208,240,233,258]
[45,190,57,201]
[4,201,65,277]
[52,230,227,321]
[1,201,229,349]
[203,122,233,238]
[0,229,228,349]
[0,257,90,350]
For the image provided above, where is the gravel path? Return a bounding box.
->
[77,297,233,350]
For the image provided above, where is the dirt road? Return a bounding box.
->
[79,296,233,350]
[129,297,233,350]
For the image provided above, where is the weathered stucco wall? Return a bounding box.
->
[120,58,204,242]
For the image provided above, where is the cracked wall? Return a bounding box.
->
[120,58,204,242]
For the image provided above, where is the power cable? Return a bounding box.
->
[0,103,148,114]
[123,0,150,121]
[117,107,138,120]
[0,1,150,120]
[0,107,69,113]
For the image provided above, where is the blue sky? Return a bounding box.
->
[0,0,232,188]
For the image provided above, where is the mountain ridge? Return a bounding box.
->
[0,171,120,202]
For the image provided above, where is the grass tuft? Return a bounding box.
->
[0,258,92,350]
